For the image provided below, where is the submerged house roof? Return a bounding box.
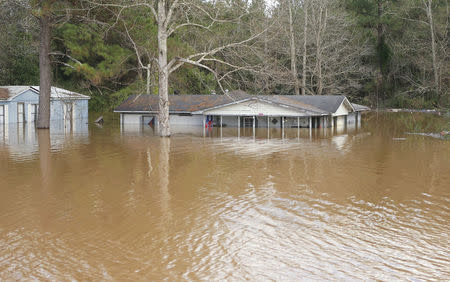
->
[351,103,370,112]
[115,94,239,113]
[286,95,351,113]
[114,93,369,115]
[0,86,90,101]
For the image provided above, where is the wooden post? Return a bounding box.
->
[267,116,270,139]
[297,116,300,139]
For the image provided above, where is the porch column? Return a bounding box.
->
[281,116,284,139]
[220,115,223,139]
[203,115,206,137]
[253,116,255,139]
[297,116,300,139]
[309,116,312,140]
[267,116,270,139]
[237,116,240,139]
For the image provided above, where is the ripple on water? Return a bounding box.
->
[0,116,449,280]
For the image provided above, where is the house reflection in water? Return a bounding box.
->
[0,119,89,160]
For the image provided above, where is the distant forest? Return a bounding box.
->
[0,0,448,112]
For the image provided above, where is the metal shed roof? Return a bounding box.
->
[0,86,90,100]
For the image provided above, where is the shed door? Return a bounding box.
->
[17,103,25,123]
[64,102,73,122]
[30,104,38,122]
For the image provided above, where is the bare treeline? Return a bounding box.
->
[0,0,448,114]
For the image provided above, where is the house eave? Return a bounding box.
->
[192,97,326,116]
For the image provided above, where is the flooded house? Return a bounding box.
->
[114,92,369,131]
[0,86,89,125]
[0,86,90,145]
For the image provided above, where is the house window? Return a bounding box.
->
[17,103,25,123]
[0,105,4,125]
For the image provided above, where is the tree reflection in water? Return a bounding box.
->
[38,129,51,190]
[158,137,172,224]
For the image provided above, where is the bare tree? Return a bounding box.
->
[301,0,308,95]
[309,0,328,95]
[301,0,371,96]
[87,0,266,137]
[287,0,300,95]
[423,0,440,97]
[390,0,448,105]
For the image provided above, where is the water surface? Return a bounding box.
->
[0,113,449,280]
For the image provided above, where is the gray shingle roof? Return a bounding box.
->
[285,95,347,113]
[351,103,370,112]
[114,94,237,113]
[115,94,329,115]
[114,91,371,115]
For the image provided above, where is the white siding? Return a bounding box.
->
[170,114,203,126]
[347,113,356,125]
[123,114,143,124]
[203,100,307,117]
[333,102,350,116]
[336,115,346,128]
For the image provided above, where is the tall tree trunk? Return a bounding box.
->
[158,1,170,137]
[146,63,151,95]
[425,0,439,100]
[376,0,384,105]
[315,5,325,95]
[37,14,51,129]
[288,0,300,95]
[302,0,308,95]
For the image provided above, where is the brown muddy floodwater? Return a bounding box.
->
[0,112,449,280]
